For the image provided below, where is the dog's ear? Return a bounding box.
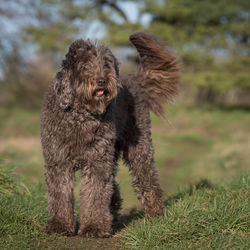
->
[101,46,120,82]
[53,40,91,110]
[53,69,74,110]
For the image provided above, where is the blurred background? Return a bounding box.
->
[0,0,249,209]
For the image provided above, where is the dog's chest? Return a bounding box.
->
[65,112,116,167]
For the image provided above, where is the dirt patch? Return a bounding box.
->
[48,236,121,250]
[0,137,40,152]
[82,236,121,250]
[41,208,143,250]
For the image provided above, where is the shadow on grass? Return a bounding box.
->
[114,207,144,233]
[112,179,214,234]
[165,178,214,206]
[73,208,145,235]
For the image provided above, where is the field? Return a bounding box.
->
[0,103,249,249]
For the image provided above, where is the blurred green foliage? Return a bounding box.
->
[0,0,250,107]
[21,0,250,49]
[140,0,250,101]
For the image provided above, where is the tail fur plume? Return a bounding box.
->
[129,32,180,119]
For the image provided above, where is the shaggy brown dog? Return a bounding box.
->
[41,32,180,237]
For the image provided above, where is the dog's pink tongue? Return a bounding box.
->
[96,90,104,97]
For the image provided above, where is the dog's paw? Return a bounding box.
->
[144,198,165,217]
[146,207,165,217]
[45,218,75,236]
[78,225,112,238]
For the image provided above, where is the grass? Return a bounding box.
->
[0,159,89,249]
[119,174,250,249]
[0,159,47,249]
[0,107,40,138]
[0,160,249,249]
[0,104,249,249]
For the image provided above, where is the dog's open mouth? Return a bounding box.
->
[94,89,106,98]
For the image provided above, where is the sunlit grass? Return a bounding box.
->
[119,173,250,249]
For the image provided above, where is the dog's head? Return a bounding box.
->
[54,39,120,115]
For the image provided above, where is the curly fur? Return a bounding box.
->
[41,32,180,237]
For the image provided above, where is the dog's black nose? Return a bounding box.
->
[97,77,106,86]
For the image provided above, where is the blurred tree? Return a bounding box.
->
[101,0,250,104]
[22,0,141,55]
[1,0,250,107]
[0,51,56,109]
[23,0,79,58]
[142,0,250,51]
[0,0,27,70]
[139,0,250,103]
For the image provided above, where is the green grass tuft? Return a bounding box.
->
[0,159,29,195]
[0,161,46,249]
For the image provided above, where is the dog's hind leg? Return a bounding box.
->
[124,138,165,216]
[122,106,165,217]
[45,164,75,235]
[110,180,122,224]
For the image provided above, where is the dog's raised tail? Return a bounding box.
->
[129,32,180,119]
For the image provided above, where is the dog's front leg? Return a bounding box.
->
[78,151,115,238]
[45,164,75,235]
